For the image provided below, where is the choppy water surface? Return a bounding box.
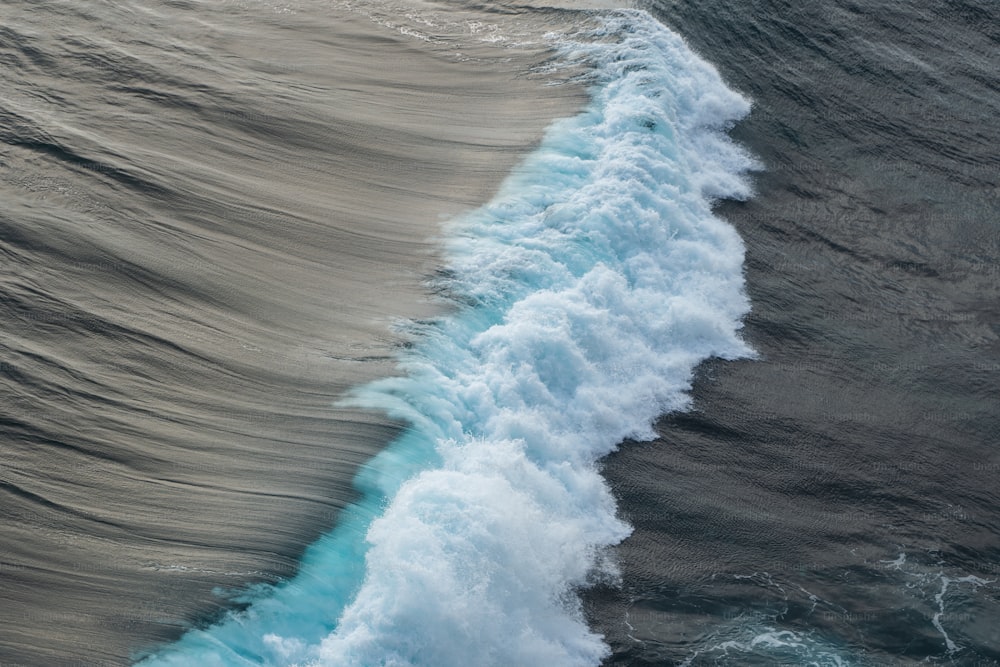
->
[586,1,1000,665]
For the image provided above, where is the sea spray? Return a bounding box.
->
[136,10,758,666]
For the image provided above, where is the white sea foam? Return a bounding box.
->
[682,625,850,667]
[137,10,758,666]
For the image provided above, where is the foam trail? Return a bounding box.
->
[680,623,852,667]
[137,10,757,666]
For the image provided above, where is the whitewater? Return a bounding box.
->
[136,10,758,666]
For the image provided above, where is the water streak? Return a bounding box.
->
[138,10,758,666]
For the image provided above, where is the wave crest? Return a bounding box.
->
[138,10,757,667]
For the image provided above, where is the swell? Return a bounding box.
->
[0,0,584,663]
[136,10,758,666]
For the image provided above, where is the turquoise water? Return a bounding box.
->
[136,11,768,666]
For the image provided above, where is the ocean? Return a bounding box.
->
[0,1,997,666]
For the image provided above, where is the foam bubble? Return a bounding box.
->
[683,625,850,667]
[137,10,757,666]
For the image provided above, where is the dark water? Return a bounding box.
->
[1,0,997,665]
[585,0,1000,665]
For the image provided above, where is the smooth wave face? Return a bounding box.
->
[137,10,757,667]
[0,0,584,661]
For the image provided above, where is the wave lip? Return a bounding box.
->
[137,9,757,667]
